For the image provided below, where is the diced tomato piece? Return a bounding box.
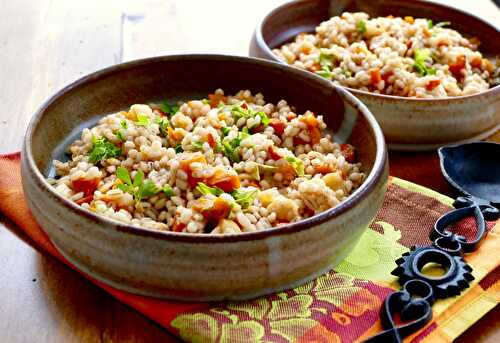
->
[268,145,283,160]
[340,144,356,163]
[72,178,100,197]
[293,137,307,145]
[382,71,394,82]
[206,168,240,192]
[172,221,186,232]
[208,93,227,107]
[425,79,441,91]
[250,124,265,134]
[269,118,285,135]
[207,133,217,148]
[369,68,382,85]
[449,55,466,78]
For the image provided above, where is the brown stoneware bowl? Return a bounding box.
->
[250,0,500,150]
[21,55,388,300]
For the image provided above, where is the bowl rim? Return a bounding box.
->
[252,0,500,102]
[23,54,387,243]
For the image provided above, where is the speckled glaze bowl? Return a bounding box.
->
[21,55,387,300]
[249,0,500,151]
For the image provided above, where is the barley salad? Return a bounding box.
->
[48,90,365,234]
[273,12,500,98]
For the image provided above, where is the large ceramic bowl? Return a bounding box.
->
[250,0,500,151]
[21,55,388,301]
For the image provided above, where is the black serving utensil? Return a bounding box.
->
[365,142,500,343]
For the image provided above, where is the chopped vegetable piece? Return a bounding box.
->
[160,101,180,116]
[284,156,305,176]
[116,167,159,203]
[221,127,231,137]
[72,177,100,197]
[191,141,203,150]
[369,68,382,85]
[319,49,334,69]
[162,184,174,197]
[206,168,240,192]
[231,188,258,209]
[268,145,283,160]
[135,114,150,126]
[195,197,231,223]
[208,93,227,107]
[427,19,433,29]
[413,48,436,76]
[315,65,333,79]
[207,133,217,148]
[156,117,170,136]
[269,118,285,135]
[175,144,184,153]
[88,137,121,164]
[426,79,441,91]
[340,144,356,163]
[120,120,128,129]
[356,20,367,34]
[449,55,466,78]
[196,182,224,196]
[115,130,126,142]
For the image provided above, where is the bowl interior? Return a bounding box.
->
[260,0,500,59]
[28,55,381,193]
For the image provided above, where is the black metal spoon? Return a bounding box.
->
[365,142,500,343]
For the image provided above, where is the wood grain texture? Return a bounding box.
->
[0,0,498,342]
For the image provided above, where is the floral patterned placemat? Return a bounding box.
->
[1,153,498,342]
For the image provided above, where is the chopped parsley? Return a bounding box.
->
[175,144,184,153]
[231,105,270,128]
[356,20,367,34]
[191,141,203,150]
[221,130,250,163]
[231,188,258,209]
[284,156,305,176]
[88,137,121,164]
[196,182,223,196]
[155,117,170,136]
[160,101,180,117]
[120,120,128,129]
[319,49,334,69]
[315,65,333,79]
[115,130,126,142]
[135,114,150,126]
[116,167,159,203]
[162,184,174,197]
[413,48,436,76]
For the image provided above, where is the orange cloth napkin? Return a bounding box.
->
[1,152,498,342]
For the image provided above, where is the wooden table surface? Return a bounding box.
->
[0,1,498,342]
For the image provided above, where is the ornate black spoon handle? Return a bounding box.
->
[364,195,499,343]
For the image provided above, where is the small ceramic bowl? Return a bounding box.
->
[21,55,388,300]
[249,0,500,151]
